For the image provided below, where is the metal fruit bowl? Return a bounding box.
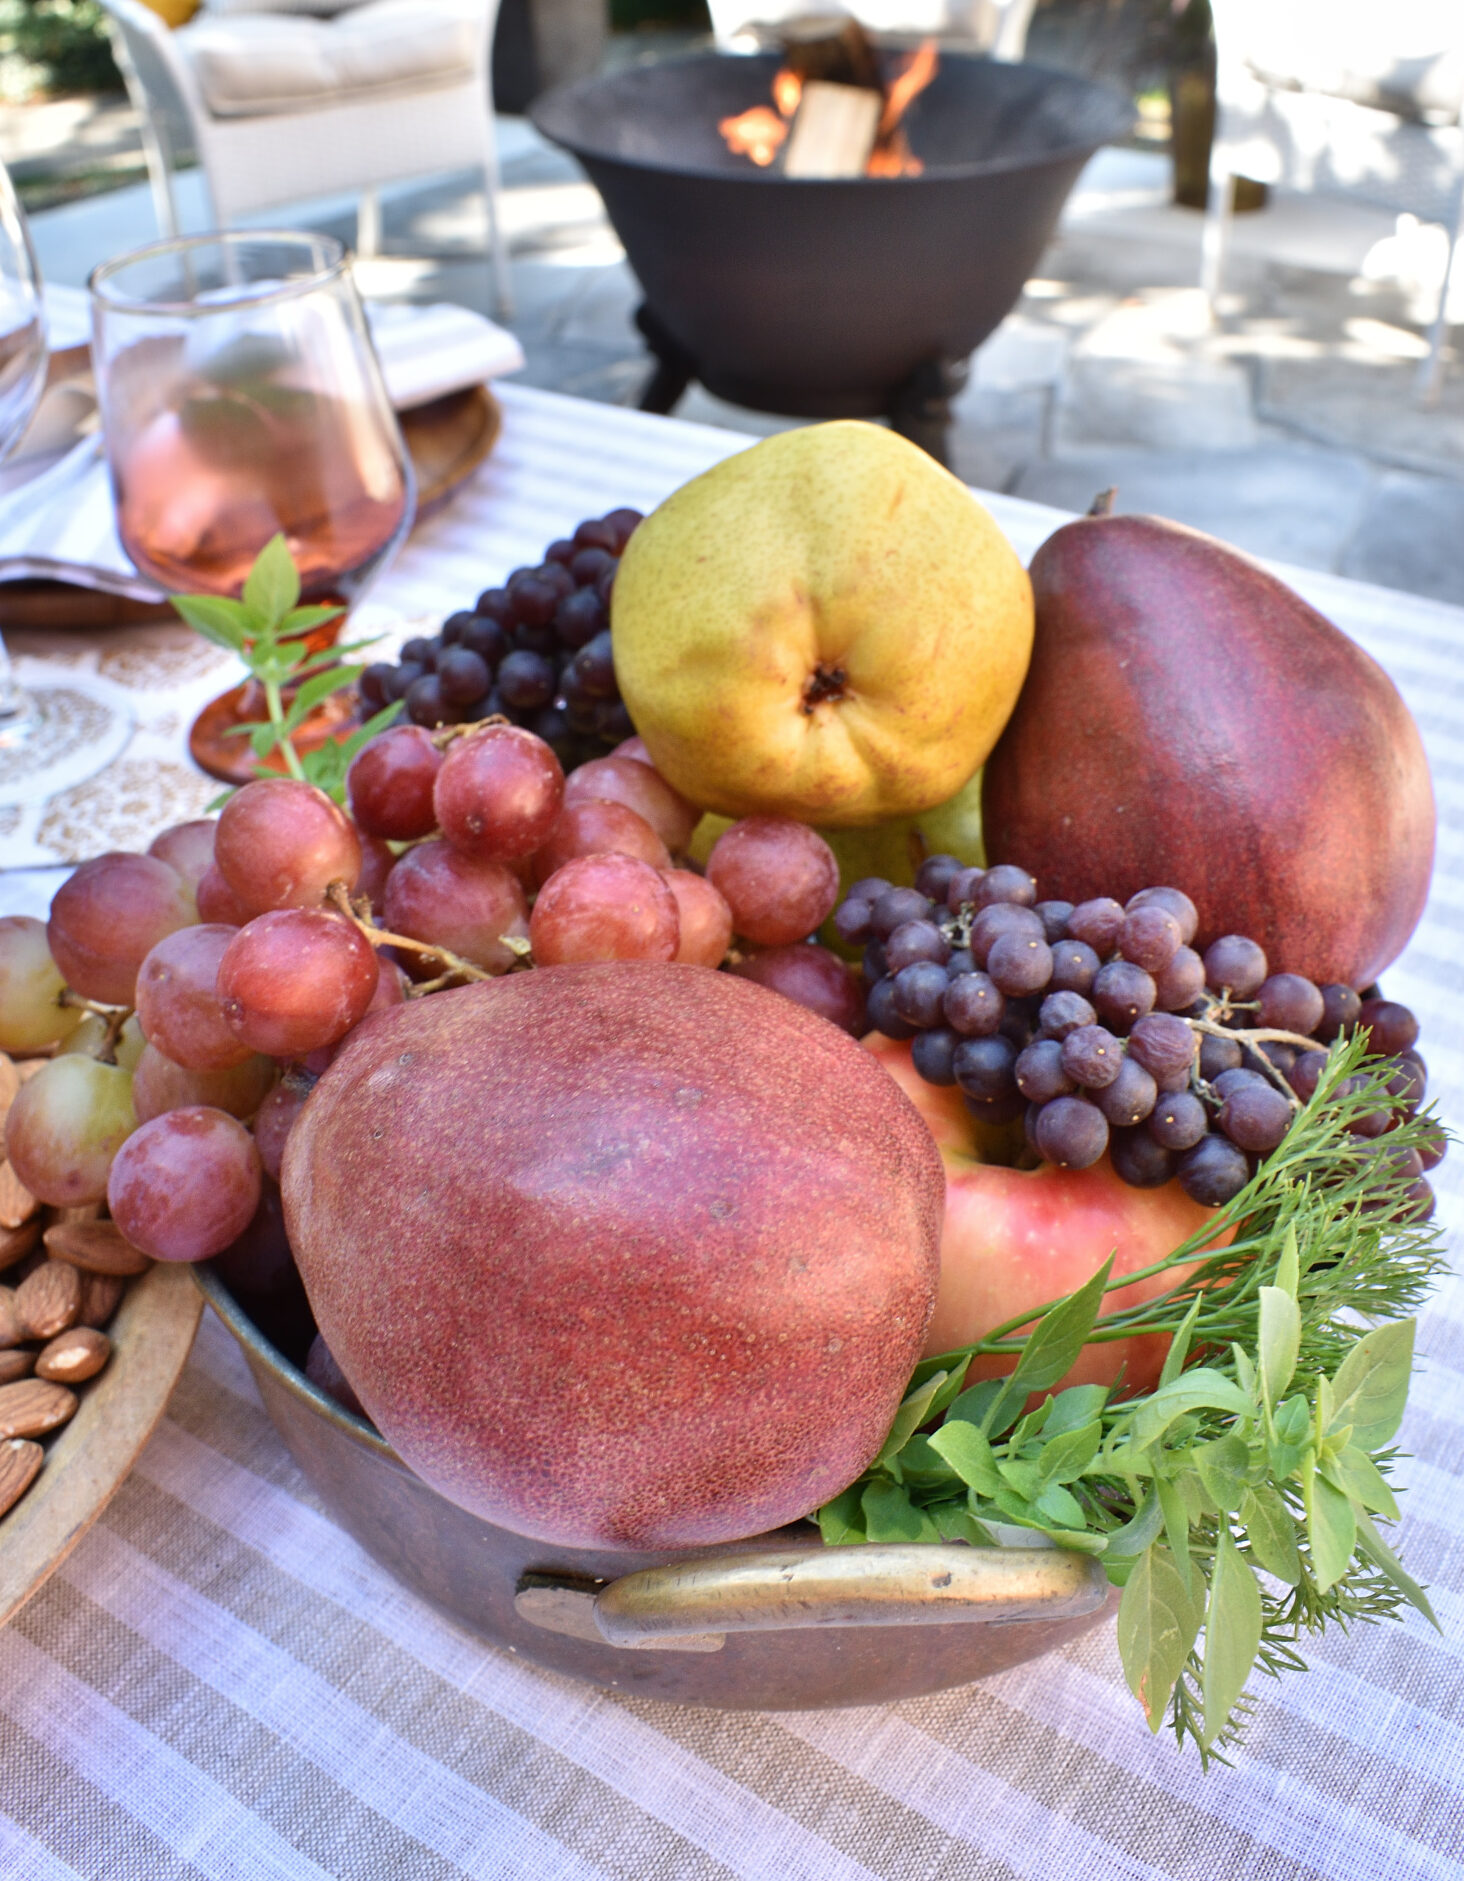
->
[195,1265,1115,1709]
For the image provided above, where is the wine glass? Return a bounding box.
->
[0,158,136,807]
[90,231,416,780]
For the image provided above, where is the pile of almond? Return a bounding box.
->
[0,1054,151,1522]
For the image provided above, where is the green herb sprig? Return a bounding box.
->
[173,534,400,799]
[819,1035,1446,1762]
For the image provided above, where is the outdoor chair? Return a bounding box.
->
[705,0,1037,60]
[97,0,511,315]
[1202,0,1464,398]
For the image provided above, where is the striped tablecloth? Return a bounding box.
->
[1,384,1461,1879]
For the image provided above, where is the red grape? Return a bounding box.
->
[131,1043,277,1123]
[214,779,362,916]
[135,924,253,1071]
[347,724,443,840]
[0,915,85,1053]
[196,865,254,927]
[147,819,217,887]
[529,854,679,965]
[301,954,408,1073]
[381,841,529,974]
[705,818,839,947]
[218,911,380,1057]
[661,869,733,968]
[107,1106,262,1262]
[5,1055,136,1205]
[562,756,698,852]
[610,735,654,767]
[433,724,564,862]
[731,943,866,1035]
[47,853,196,1007]
[531,800,670,885]
[353,831,395,910]
[252,1072,315,1183]
[1203,935,1268,999]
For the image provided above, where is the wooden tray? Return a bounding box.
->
[0,1261,203,1629]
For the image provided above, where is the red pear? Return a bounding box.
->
[282,963,943,1549]
[982,513,1435,989]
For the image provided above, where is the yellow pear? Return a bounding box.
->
[611,422,1033,827]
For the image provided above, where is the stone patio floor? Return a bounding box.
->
[13,74,1464,607]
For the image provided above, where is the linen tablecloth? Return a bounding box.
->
[0,384,1461,1879]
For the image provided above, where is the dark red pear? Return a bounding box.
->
[281,962,943,1550]
[981,513,1434,990]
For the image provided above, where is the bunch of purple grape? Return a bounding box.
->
[836,858,1439,1211]
[356,509,643,770]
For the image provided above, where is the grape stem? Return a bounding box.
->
[324,881,493,989]
[1189,1014,1323,1109]
[58,991,131,1063]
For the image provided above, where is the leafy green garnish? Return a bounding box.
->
[173,534,398,800]
[818,1036,1446,1762]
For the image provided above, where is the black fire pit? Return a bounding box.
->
[530,51,1132,459]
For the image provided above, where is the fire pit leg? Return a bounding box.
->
[635,304,697,415]
[887,358,969,467]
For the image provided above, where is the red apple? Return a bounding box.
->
[863,1033,1232,1394]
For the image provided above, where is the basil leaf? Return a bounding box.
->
[1158,1295,1203,1389]
[1240,1485,1301,1585]
[943,1377,1004,1431]
[875,1369,949,1469]
[1033,1482,1086,1529]
[243,532,300,627]
[1118,1543,1204,1732]
[1202,1528,1262,1749]
[1322,1446,1400,1521]
[1155,1473,1193,1586]
[1329,1320,1415,1451]
[282,662,361,732]
[1354,1509,1440,1630]
[862,1480,941,1543]
[981,1258,1113,1436]
[1043,1384,1110,1437]
[1119,1370,1254,1454]
[1106,1487,1165,1564]
[1035,1419,1102,1486]
[928,1499,993,1547]
[1194,1433,1250,1515]
[1304,1459,1357,1592]
[817,1484,866,1546]
[897,1433,962,1492]
[1274,1221,1300,1299]
[927,1420,1002,1496]
[171,594,251,651]
[1257,1284,1301,1407]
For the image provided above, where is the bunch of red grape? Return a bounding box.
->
[0,719,862,1276]
[356,510,643,770]
[842,858,1440,1211]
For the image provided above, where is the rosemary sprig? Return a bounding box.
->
[819,1034,1447,1762]
[172,534,399,799]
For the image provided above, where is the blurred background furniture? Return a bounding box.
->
[706,0,1038,59]
[1202,0,1464,398]
[96,0,512,314]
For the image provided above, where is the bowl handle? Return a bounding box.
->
[579,1544,1108,1649]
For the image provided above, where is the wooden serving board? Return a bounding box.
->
[0,1261,203,1629]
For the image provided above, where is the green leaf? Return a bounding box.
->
[282,662,367,734]
[862,1479,941,1543]
[922,1356,973,1423]
[1329,1320,1415,1451]
[1304,1459,1357,1593]
[1194,1434,1251,1515]
[1043,1384,1110,1437]
[1117,1544,1204,1731]
[1239,1485,1301,1585]
[981,1258,1113,1436]
[1202,1528,1263,1749]
[943,1377,1004,1430]
[1033,1481,1086,1529]
[1119,1370,1254,1455]
[1034,1419,1102,1486]
[1275,1221,1300,1299]
[876,1370,950,1469]
[171,594,252,651]
[1158,1295,1203,1389]
[897,1433,962,1492]
[243,533,300,627]
[1257,1285,1301,1408]
[1354,1508,1440,1630]
[928,1419,1002,1496]
[1322,1446,1400,1521]
[280,603,347,638]
[1155,1473,1193,1586]
[248,722,275,759]
[927,1499,993,1547]
[817,1484,865,1547]
[1105,1488,1166,1564]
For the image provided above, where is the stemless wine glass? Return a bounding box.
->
[0,157,135,807]
[91,231,415,606]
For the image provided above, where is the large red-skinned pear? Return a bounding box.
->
[981,513,1436,990]
[282,963,944,1549]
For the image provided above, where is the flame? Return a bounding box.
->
[718,105,788,168]
[772,67,803,118]
[878,40,938,141]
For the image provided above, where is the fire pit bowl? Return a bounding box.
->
[530,51,1132,452]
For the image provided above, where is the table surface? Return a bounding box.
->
[0,384,1461,1881]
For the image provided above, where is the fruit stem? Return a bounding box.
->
[1188,1015,1321,1109]
[324,881,493,988]
[262,676,308,784]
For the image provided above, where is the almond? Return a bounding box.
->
[0,1377,76,1439]
[77,1271,124,1329]
[0,1220,41,1275]
[43,1219,151,1277]
[0,1286,21,1348]
[0,1437,42,1517]
[15,1260,81,1340]
[0,1163,38,1231]
[0,1348,33,1385]
[36,1326,109,1384]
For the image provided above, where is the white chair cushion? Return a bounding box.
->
[179,0,481,119]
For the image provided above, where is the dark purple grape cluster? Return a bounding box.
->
[356,509,644,770]
[837,858,1439,1212]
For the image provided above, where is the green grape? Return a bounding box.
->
[0,916,85,1055]
[4,1054,136,1205]
[114,1014,147,1074]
